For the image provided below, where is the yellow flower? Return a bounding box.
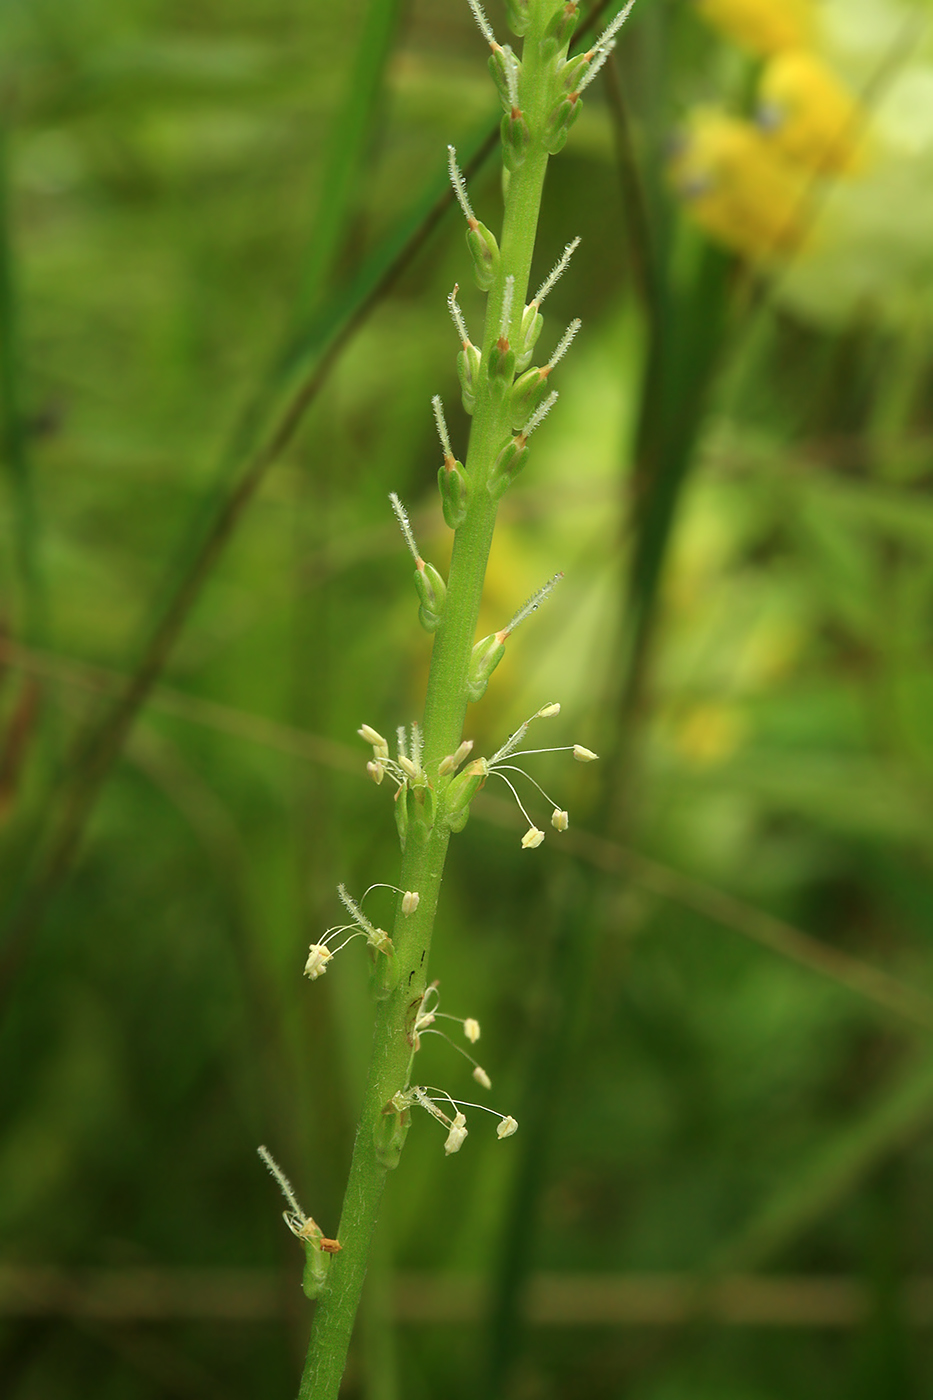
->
[668,111,810,261]
[694,0,813,55]
[758,49,867,174]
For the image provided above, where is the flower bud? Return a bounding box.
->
[501,109,531,172]
[544,1,580,49]
[506,0,530,36]
[557,50,590,95]
[370,939,400,999]
[488,46,522,111]
[467,632,506,702]
[457,342,482,414]
[438,459,471,529]
[402,779,437,846]
[414,560,446,633]
[445,756,489,833]
[466,221,500,291]
[301,1238,332,1300]
[487,339,516,386]
[374,1098,411,1170]
[488,433,530,499]
[515,302,544,372]
[509,368,549,432]
[544,93,582,156]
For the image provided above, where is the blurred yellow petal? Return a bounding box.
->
[668,112,810,261]
[694,0,814,55]
[758,49,868,174]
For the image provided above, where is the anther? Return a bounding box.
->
[444,1112,469,1155]
[472,1065,492,1090]
[573,744,598,762]
[552,808,569,831]
[497,1116,519,1139]
[463,1017,481,1043]
[402,890,420,915]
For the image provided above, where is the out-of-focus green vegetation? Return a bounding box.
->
[3,0,933,1395]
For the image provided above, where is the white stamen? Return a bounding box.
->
[498,275,515,343]
[521,826,546,849]
[497,1115,519,1139]
[537,702,561,719]
[389,491,421,563]
[521,390,559,440]
[366,760,384,785]
[432,395,454,459]
[494,762,563,813]
[552,808,569,831]
[502,572,563,637]
[493,769,540,835]
[439,738,474,776]
[447,284,472,347]
[399,755,419,780]
[304,944,333,979]
[466,0,497,47]
[358,723,389,758]
[573,744,598,762]
[463,1017,481,1043]
[473,1065,492,1090]
[549,318,581,370]
[533,237,581,307]
[448,145,477,226]
[402,890,420,915]
[445,1112,469,1155]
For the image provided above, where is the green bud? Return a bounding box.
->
[403,779,436,845]
[394,783,408,850]
[505,0,531,36]
[438,460,470,529]
[501,110,531,172]
[301,1242,331,1300]
[414,560,446,632]
[488,434,530,499]
[467,221,500,292]
[467,633,506,702]
[444,757,489,833]
[457,343,482,413]
[374,1099,411,1170]
[557,51,590,94]
[544,94,582,156]
[510,367,548,431]
[487,340,516,387]
[370,939,400,999]
[515,303,544,373]
[545,1,580,49]
[488,46,522,112]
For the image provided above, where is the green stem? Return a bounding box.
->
[297,7,565,1396]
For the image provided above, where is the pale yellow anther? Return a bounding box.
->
[472,1065,492,1091]
[551,808,569,831]
[444,1112,469,1155]
[521,827,545,849]
[304,945,333,980]
[463,1017,481,1043]
[572,744,598,762]
[401,891,420,915]
[497,1115,519,1139]
[366,760,384,785]
[537,702,561,718]
[358,724,389,758]
[398,755,419,780]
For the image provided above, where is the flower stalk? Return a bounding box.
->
[287,4,633,1395]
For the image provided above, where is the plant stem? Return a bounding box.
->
[297,7,563,1394]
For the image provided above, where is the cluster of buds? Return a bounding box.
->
[387,1084,518,1157]
[409,982,493,1090]
[304,883,400,996]
[442,700,597,847]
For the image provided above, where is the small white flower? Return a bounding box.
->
[304,944,333,980]
[472,1065,492,1091]
[497,1115,518,1139]
[463,1017,481,1043]
[551,808,569,831]
[522,826,545,849]
[444,1112,469,1155]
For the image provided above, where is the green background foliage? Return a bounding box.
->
[3,0,933,1395]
